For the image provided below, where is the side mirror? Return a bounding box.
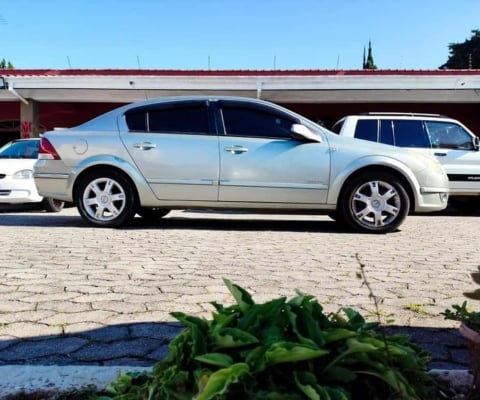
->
[290,124,322,143]
[474,136,480,151]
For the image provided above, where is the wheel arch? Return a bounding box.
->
[334,165,416,212]
[72,164,142,208]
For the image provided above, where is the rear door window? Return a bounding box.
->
[354,119,378,142]
[125,102,211,134]
[379,120,395,145]
[149,106,209,134]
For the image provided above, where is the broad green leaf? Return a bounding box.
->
[288,304,325,346]
[190,324,207,356]
[195,352,234,368]
[346,338,379,353]
[297,382,322,400]
[356,369,418,400]
[294,371,350,400]
[323,328,356,343]
[237,298,287,333]
[288,292,316,307]
[259,324,288,344]
[212,327,259,348]
[212,311,238,329]
[195,363,249,400]
[244,345,267,373]
[265,341,329,365]
[171,312,209,332]
[322,338,381,373]
[294,371,321,400]
[342,307,379,331]
[223,278,254,313]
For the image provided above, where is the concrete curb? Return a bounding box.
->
[0,365,150,396]
[0,366,473,397]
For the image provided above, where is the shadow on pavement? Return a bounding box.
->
[0,323,469,370]
[1,203,478,231]
[0,210,354,233]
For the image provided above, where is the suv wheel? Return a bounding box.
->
[339,172,410,234]
[76,170,136,227]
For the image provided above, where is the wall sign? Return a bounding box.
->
[21,120,32,138]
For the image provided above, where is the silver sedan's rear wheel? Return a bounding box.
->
[76,170,136,227]
[339,172,410,233]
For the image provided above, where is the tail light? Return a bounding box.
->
[38,137,61,160]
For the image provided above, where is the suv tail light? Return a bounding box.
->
[38,137,61,160]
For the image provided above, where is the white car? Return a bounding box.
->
[0,138,64,212]
[332,113,480,205]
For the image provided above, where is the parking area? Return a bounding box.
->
[0,207,478,368]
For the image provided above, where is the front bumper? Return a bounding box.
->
[0,177,43,204]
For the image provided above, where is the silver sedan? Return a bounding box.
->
[33,96,449,233]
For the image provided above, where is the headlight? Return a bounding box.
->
[13,169,33,179]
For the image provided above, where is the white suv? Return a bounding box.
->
[332,113,480,200]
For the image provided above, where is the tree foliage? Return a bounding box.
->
[0,58,14,69]
[363,41,377,70]
[440,29,480,69]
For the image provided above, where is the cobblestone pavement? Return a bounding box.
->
[0,206,478,370]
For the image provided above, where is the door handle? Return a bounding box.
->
[224,145,248,154]
[134,142,156,150]
[434,152,447,156]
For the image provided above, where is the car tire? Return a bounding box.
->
[75,170,137,228]
[339,172,410,234]
[137,207,170,220]
[41,197,65,213]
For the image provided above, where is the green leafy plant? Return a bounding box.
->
[442,266,480,332]
[442,266,480,397]
[98,278,434,400]
[442,301,480,332]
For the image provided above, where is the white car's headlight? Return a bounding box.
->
[13,169,34,179]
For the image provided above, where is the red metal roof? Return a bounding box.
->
[1,68,480,77]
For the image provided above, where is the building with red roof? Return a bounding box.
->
[0,68,479,145]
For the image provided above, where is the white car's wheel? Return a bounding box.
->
[76,170,136,227]
[41,197,65,213]
[339,172,410,234]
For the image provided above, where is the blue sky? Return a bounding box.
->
[0,0,479,70]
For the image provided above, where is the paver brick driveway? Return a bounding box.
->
[0,207,478,367]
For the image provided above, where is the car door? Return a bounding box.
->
[120,100,220,201]
[216,100,330,204]
[424,121,480,194]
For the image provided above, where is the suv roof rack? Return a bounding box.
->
[360,112,448,118]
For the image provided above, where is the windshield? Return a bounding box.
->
[0,140,39,159]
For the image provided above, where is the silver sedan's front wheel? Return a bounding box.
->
[339,172,410,233]
[76,170,136,227]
